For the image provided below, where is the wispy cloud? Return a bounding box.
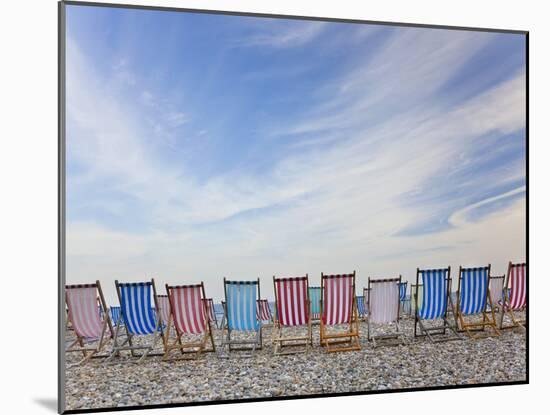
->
[235,20,327,48]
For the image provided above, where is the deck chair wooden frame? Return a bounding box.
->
[65,281,113,367]
[414,267,460,342]
[106,279,165,363]
[456,265,500,338]
[272,275,313,354]
[499,262,527,330]
[219,278,263,354]
[163,282,216,360]
[367,276,405,346]
[320,272,361,352]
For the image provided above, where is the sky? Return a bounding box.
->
[65,5,526,305]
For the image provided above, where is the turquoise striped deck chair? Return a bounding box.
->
[106,279,165,363]
[309,286,321,321]
[414,267,459,342]
[220,278,262,353]
[457,265,500,338]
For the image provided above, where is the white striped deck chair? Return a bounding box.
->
[272,275,312,354]
[356,295,365,319]
[414,267,459,342]
[220,278,262,353]
[163,282,215,360]
[320,272,360,352]
[367,277,405,345]
[499,262,527,330]
[156,295,171,327]
[65,281,113,367]
[309,287,321,321]
[488,275,505,312]
[457,265,500,338]
[106,279,164,363]
[203,298,218,329]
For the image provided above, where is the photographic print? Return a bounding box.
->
[60,1,527,413]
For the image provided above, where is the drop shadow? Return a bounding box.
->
[34,398,58,413]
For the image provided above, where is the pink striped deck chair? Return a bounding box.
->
[320,272,360,352]
[65,281,113,367]
[367,277,405,346]
[499,262,527,330]
[163,282,215,360]
[272,275,312,354]
[203,298,218,328]
[257,299,273,325]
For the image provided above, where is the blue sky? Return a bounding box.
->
[65,5,526,303]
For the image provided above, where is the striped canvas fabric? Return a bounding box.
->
[257,299,272,322]
[509,263,526,310]
[418,269,449,320]
[309,287,321,319]
[399,282,408,301]
[157,295,171,325]
[110,306,122,326]
[66,286,104,339]
[356,295,365,317]
[459,267,489,315]
[274,277,308,326]
[322,274,354,325]
[226,281,259,331]
[168,285,207,335]
[489,276,505,306]
[119,283,158,335]
[369,280,399,324]
[203,298,217,323]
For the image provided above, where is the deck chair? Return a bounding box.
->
[367,277,405,345]
[109,306,123,327]
[499,262,527,330]
[320,272,360,352]
[356,295,365,319]
[309,286,321,321]
[65,281,113,367]
[203,298,218,329]
[220,278,262,353]
[363,288,371,317]
[409,284,422,317]
[106,279,164,363]
[272,276,312,354]
[163,282,216,360]
[413,267,459,342]
[399,281,408,313]
[488,275,505,312]
[456,265,500,338]
[156,295,171,327]
[257,299,273,325]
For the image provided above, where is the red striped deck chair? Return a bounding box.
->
[272,275,312,354]
[367,277,405,346]
[203,298,218,329]
[65,281,113,367]
[320,272,360,352]
[499,262,527,330]
[163,282,215,360]
[257,299,273,325]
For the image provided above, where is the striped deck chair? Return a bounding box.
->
[163,282,215,360]
[272,276,312,354]
[309,286,321,321]
[488,275,505,312]
[65,281,113,367]
[367,277,405,345]
[356,295,365,319]
[106,279,164,363]
[203,298,218,329]
[109,306,122,327]
[320,272,360,352]
[257,299,273,325]
[220,278,262,353]
[456,265,500,338]
[362,287,371,317]
[399,281,408,314]
[499,262,527,330]
[156,295,171,327]
[414,267,459,342]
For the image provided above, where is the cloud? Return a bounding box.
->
[235,20,327,48]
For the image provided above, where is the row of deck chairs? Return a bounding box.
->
[65,262,526,365]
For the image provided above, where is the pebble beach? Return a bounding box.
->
[64,312,526,411]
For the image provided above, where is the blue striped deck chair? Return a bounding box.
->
[414,267,459,342]
[220,278,262,354]
[106,279,165,363]
[356,295,365,319]
[309,286,321,322]
[110,306,122,327]
[456,265,500,338]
